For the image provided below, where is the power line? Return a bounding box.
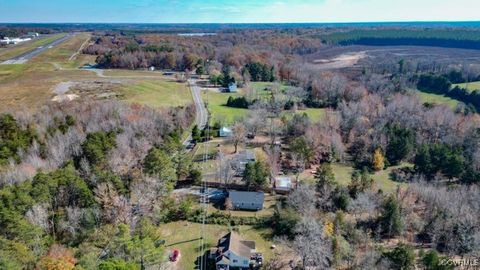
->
[198,82,209,270]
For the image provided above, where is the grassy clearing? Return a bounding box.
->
[161,221,274,270]
[119,80,192,108]
[329,163,410,193]
[205,90,248,124]
[454,81,480,92]
[0,34,66,61]
[417,91,460,109]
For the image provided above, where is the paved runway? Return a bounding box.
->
[1,33,74,65]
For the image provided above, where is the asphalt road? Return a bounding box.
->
[183,79,208,148]
[1,33,74,65]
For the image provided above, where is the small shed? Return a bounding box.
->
[219,127,232,137]
[228,191,264,211]
[228,82,238,93]
[274,176,293,194]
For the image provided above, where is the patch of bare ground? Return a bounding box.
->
[51,80,125,103]
[311,51,367,70]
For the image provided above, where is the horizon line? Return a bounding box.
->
[1,20,480,25]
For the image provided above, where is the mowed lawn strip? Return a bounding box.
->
[0,33,67,61]
[119,80,193,108]
[161,221,274,270]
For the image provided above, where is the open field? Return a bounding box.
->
[205,90,248,124]
[161,221,274,270]
[454,81,480,92]
[307,45,480,68]
[119,80,192,108]
[416,91,460,109]
[0,34,67,62]
[302,162,410,193]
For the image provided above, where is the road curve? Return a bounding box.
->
[183,79,208,147]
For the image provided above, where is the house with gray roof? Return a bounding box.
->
[228,191,264,211]
[211,232,260,270]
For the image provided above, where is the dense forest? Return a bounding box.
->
[0,101,200,268]
[320,29,480,50]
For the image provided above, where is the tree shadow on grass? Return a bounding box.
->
[166,237,201,247]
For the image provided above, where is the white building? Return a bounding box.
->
[212,232,258,270]
[228,82,238,93]
[1,37,32,45]
[219,127,233,137]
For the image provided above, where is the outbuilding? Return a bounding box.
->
[219,127,233,137]
[274,176,293,194]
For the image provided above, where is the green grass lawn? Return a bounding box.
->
[329,162,410,193]
[204,90,248,124]
[417,91,460,110]
[0,34,67,61]
[282,108,326,123]
[161,221,274,270]
[119,80,192,108]
[454,81,480,92]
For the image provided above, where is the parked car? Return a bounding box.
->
[170,249,180,262]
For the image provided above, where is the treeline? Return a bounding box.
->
[321,29,480,50]
[0,101,199,268]
[416,73,480,112]
[82,31,318,80]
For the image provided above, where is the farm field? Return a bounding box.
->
[119,80,192,108]
[0,33,67,61]
[161,221,274,270]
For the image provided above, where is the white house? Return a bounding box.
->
[219,127,233,137]
[212,232,257,270]
[228,82,238,93]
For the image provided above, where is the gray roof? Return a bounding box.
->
[229,191,264,205]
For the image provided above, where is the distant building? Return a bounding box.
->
[210,232,261,270]
[228,191,264,211]
[27,32,39,37]
[274,176,293,194]
[1,37,32,45]
[149,66,155,71]
[228,82,238,93]
[219,127,233,137]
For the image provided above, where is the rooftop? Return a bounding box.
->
[229,191,264,205]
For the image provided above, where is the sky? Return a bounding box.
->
[0,0,479,23]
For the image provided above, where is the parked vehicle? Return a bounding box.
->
[170,249,180,262]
